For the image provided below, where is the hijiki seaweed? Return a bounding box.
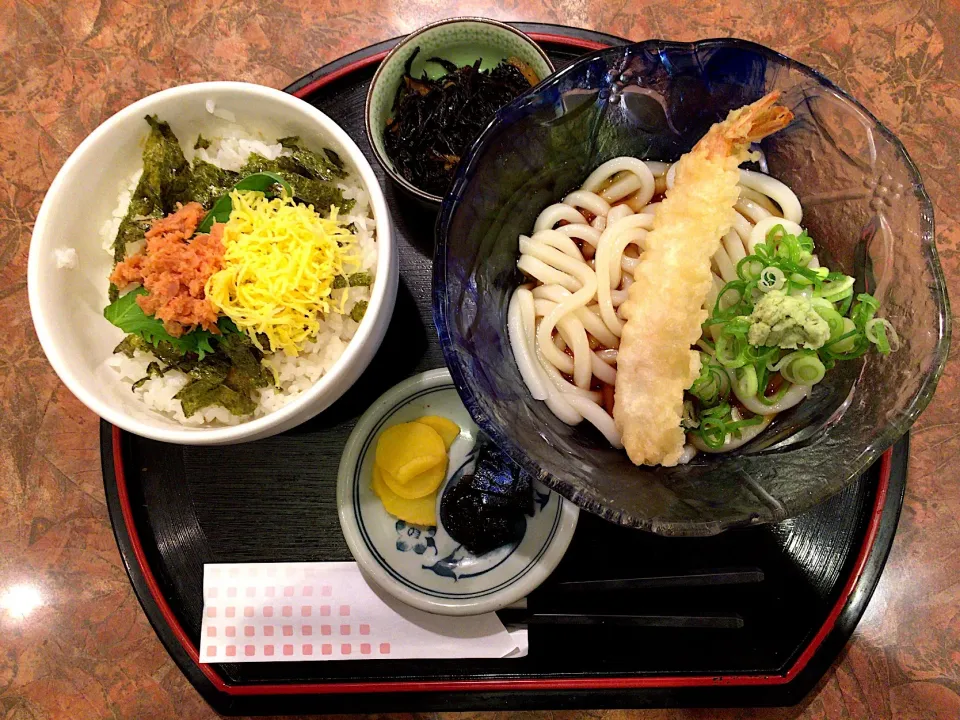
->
[383,48,537,196]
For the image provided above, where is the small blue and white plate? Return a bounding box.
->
[337,368,579,616]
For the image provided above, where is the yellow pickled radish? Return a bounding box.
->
[371,465,437,525]
[380,459,447,500]
[414,415,460,450]
[375,422,446,483]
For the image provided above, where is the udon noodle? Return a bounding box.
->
[508,156,809,461]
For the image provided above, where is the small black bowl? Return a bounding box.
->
[364,17,555,205]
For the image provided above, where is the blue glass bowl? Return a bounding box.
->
[433,39,950,536]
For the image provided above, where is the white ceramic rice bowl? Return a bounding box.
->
[28,81,397,445]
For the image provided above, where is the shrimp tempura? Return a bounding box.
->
[614,92,793,466]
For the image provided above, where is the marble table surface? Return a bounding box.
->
[1,1,958,718]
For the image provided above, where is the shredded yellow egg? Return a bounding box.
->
[205,191,358,356]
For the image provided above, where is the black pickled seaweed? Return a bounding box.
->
[239,153,354,214]
[469,442,534,515]
[439,438,534,555]
[440,479,526,556]
[187,159,238,208]
[383,48,536,196]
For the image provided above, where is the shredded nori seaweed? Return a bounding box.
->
[187,159,238,208]
[174,355,232,417]
[277,136,348,181]
[217,332,272,395]
[113,333,197,369]
[239,153,353,214]
[140,116,192,215]
[132,362,164,391]
[109,115,194,298]
[114,327,271,417]
[110,119,353,279]
[170,333,271,417]
[383,48,535,196]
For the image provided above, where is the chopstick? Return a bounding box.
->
[551,568,765,594]
[498,610,744,629]
[496,569,762,630]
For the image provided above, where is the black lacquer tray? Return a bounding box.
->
[100,23,909,715]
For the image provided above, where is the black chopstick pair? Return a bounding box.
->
[498,567,764,630]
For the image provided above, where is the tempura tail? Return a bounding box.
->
[614,92,793,467]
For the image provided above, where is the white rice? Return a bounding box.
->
[205,98,237,124]
[102,122,377,427]
[54,247,78,269]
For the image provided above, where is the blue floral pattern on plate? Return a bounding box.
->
[394,521,437,555]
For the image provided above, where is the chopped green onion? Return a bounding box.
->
[692,226,897,443]
[817,274,855,302]
[700,402,733,420]
[836,293,853,316]
[825,318,858,354]
[726,416,765,435]
[692,402,764,448]
[780,350,826,385]
[715,318,751,368]
[697,416,728,448]
[711,280,752,321]
[814,305,846,341]
[737,256,765,282]
[758,266,786,292]
[690,353,730,405]
[851,293,880,327]
[865,318,900,354]
[733,365,759,397]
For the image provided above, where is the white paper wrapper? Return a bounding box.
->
[200,562,520,662]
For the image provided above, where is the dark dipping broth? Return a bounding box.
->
[383,47,538,196]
